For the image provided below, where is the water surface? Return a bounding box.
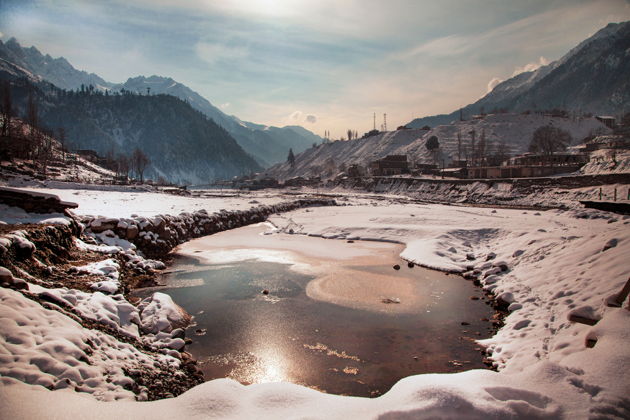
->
[141,245,495,397]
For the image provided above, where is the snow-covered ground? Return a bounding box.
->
[12,187,288,218]
[1,191,629,418]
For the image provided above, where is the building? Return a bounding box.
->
[596,116,616,129]
[347,164,365,177]
[466,153,588,179]
[76,149,100,162]
[369,155,409,176]
[504,153,588,167]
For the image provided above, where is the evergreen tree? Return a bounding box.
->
[287,148,296,168]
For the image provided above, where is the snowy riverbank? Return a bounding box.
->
[1,189,629,418]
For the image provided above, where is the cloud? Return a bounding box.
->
[195,41,248,65]
[487,77,503,93]
[287,110,317,125]
[512,56,549,76]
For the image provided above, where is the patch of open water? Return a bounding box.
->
[138,232,495,397]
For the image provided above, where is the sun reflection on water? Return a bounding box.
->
[246,347,288,384]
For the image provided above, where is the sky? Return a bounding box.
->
[0,0,629,138]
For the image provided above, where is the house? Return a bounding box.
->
[76,149,100,162]
[347,164,365,177]
[411,163,438,176]
[466,153,588,179]
[369,155,409,176]
[596,116,616,129]
[504,153,588,167]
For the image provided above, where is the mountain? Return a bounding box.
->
[0,38,110,91]
[409,21,630,128]
[0,38,323,166]
[113,76,322,166]
[265,114,609,181]
[0,73,262,184]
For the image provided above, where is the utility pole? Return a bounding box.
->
[373,113,376,131]
[457,130,462,163]
[383,113,387,132]
[469,129,476,167]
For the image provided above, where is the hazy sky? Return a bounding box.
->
[1,0,629,137]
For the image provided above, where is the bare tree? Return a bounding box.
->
[1,81,12,138]
[25,91,40,160]
[529,126,572,156]
[478,128,486,165]
[116,154,130,178]
[57,127,67,162]
[426,136,440,164]
[131,148,150,183]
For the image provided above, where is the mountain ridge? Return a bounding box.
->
[0,38,323,166]
[408,21,630,128]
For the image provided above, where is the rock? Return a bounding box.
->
[90,218,119,233]
[407,261,414,268]
[470,296,480,300]
[0,266,13,283]
[171,328,186,339]
[483,267,502,278]
[486,252,497,261]
[493,261,509,271]
[126,225,139,240]
[496,292,514,310]
[382,297,401,304]
[262,289,269,295]
[347,240,354,243]
[12,278,28,290]
[466,253,476,261]
[602,238,618,252]
[460,321,470,326]
[393,264,401,270]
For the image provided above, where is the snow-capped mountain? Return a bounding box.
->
[0,38,110,91]
[0,38,322,166]
[409,21,630,128]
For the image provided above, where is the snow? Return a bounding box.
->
[14,187,288,218]
[265,113,611,180]
[0,203,71,225]
[32,284,140,339]
[1,191,629,418]
[137,292,191,334]
[580,148,630,175]
[0,286,172,402]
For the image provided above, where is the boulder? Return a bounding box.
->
[126,225,139,240]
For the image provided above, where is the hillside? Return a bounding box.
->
[0,39,323,166]
[265,114,610,180]
[409,21,630,129]
[0,73,261,184]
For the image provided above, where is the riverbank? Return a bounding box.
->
[0,192,338,401]
[1,187,629,418]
